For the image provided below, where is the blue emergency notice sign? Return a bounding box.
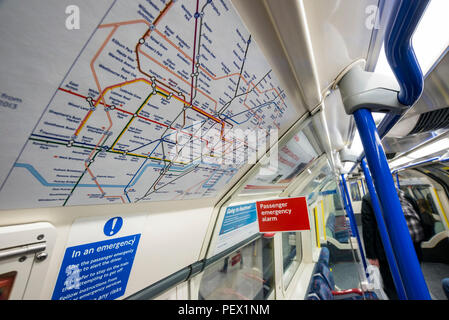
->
[52,234,140,300]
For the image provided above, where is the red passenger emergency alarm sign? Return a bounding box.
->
[256,197,311,232]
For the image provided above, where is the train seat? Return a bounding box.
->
[318,245,330,265]
[325,213,350,243]
[421,231,449,264]
[306,248,378,300]
[324,214,357,263]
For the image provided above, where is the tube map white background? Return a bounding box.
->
[0,0,295,209]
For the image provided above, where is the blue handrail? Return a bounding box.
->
[361,159,407,300]
[348,0,431,176]
[384,0,431,105]
[391,156,440,174]
[342,1,432,299]
[338,181,354,233]
[340,175,368,272]
[354,109,431,299]
[339,0,432,299]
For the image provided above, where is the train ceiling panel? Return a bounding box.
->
[302,0,379,91]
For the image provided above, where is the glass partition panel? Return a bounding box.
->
[282,232,302,289]
[239,119,323,196]
[199,237,274,300]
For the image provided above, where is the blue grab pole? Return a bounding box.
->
[339,180,357,239]
[340,175,368,272]
[361,158,407,300]
[353,109,431,300]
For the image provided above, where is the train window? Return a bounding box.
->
[0,272,16,300]
[412,0,449,74]
[282,232,302,289]
[198,237,274,300]
[402,184,446,237]
[350,182,361,201]
[320,183,352,246]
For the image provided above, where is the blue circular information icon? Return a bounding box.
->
[103,217,123,236]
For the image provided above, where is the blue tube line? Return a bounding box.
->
[353,109,431,300]
[340,175,368,272]
[384,0,430,105]
[361,159,407,300]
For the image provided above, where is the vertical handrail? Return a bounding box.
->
[361,159,407,300]
[353,109,431,299]
[349,0,432,300]
[339,181,355,235]
[340,175,368,272]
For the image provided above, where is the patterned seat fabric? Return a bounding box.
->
[309,275,334,300]
[326,213,349,243]
[315,261,335,290]
[317,247,330,265]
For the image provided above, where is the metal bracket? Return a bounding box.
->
[0,243,46,261]
[339,147,359,163]
[338,65,408,115]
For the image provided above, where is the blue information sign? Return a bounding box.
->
[103,217,123,236]
[219,203,258,235]
[52,234,140,300]
[214,203,259,254]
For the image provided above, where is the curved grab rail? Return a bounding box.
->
[347,0,431,175]
[384,0,430,106]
